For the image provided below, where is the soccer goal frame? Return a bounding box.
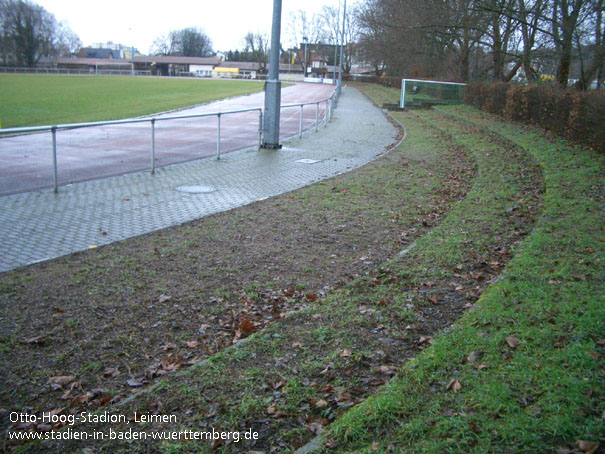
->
[94,61,135,76]
[400,78,466,109]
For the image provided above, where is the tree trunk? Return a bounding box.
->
[555,0,585,88]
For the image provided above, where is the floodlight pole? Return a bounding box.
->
[338,0,347,84]
[262,0,282,149]
[337,0,347,100]
[303,36,308,77]
[332,0,339,84]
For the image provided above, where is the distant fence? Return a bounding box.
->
[0,67,152,76]
[304,77,337,85]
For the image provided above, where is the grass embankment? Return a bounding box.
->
[0,74,264,128]
[2,85,474,451]
[325,99,604,452]
[2,85,548,453]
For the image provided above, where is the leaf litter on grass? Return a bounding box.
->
[1,85,545,452]
[0,98,467,448]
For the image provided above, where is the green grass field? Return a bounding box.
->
[0,74,264,128]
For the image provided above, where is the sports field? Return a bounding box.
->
[0,74,264,128]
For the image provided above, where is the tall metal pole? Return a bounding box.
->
[333,0,340,83]
[262,0,282,149]
[338,0,347,90]
[303,36,308,78]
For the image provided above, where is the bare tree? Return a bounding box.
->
[440,0,488,80]
[55,21,81,57]
[476,0,521,80]
[287,9,326,48]
[242,32,269,71]
[515,0,549,81]
[356,0,477,79]
[573,0,604,88]
[149,33,170,56]
[0,0,78,66]
[150,27,213,57]
[319,3,359,73]
[179,27,213,57]
[286,9,327,73]
[549,0,592,87]
[355,3,387,76]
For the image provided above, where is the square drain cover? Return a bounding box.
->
[295,159,321,164]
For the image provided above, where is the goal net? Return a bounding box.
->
[400,79,466,109]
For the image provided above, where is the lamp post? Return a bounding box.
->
[333,0,340,83]
[338,0,347,90]
[261,0,283,149]
[303,36,308,78]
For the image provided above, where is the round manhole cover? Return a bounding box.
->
[175,185,218,194]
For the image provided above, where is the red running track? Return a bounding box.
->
[0,82,336,196]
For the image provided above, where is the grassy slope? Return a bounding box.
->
[0,74,264,128]
[8,85,548,453]
[4,85,601,453]
[326,99,604,453]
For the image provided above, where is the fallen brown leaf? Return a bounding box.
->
[314,399,328,408]
[238,318,259,337]
[47,375,76,390]
[102,367,119,378]
[73,391,95,404]
[446,379,462,393]
[372,365,397,376]
[506,336,520,349]
[466,350,484,364]
[20,336,45,346]
[307,422,324,435]
[126,378,143,388]
[418,336,434,345]
[158,294,172,303]
[576,440,599,454]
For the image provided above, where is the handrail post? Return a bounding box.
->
[299,104,303,138]
[258,110,263,149]
[51,126,58,194]
[325,99,329,126]
[151,118,156,174]
[315,102,319,132]
[217,113,221,160]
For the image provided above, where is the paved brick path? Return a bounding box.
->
[0,87,398,273]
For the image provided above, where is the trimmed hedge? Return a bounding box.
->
[464,82,605,153]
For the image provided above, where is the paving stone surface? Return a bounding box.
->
[0,87,398,273]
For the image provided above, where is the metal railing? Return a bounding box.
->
[283,97,334,139]
[0,90,338,194]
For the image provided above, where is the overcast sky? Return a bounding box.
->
[35,0,343,54]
